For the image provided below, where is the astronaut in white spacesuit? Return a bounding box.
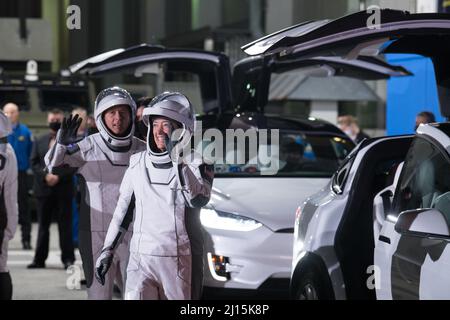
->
[0,111,18,300]
[45,87,146,300]
[95,92,214,300]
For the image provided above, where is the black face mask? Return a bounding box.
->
[49,122,61,132]
[135,120,148,141]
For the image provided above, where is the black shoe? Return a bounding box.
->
[22,241,32,250]
[27,262,45,269]
[63,261,74,270]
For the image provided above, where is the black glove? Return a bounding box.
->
[164,133,174,156]
[94,250,113,286]
[57,114,82,146]
[165,133,185,164]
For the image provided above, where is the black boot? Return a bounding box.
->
[22,241,32,250]
[0,272,12,300]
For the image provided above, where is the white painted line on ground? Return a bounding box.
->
[8,261,83,266]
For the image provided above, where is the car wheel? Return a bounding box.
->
[295,271,331,300]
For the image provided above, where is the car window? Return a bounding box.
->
[393,137,450,223]
[332,156,354,194]
[210,130,353,177]
[330,140,365,193]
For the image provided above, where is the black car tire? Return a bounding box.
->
[295,271,333,300]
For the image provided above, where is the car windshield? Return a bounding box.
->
[207,130,354,178]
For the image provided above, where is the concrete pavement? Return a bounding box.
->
[8,223,86,300]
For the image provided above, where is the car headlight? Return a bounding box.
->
[200,208,263,232]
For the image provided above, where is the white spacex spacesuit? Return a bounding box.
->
[0,112,18,300]
[95,92,213,300]
[45,87,145,299]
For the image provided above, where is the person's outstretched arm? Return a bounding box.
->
[94,164,135,285]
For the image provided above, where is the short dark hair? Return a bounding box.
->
[136,96,154,108]
[417,111,435,123]
[48,108,64,116]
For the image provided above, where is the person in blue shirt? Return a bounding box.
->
[3,103,33,250]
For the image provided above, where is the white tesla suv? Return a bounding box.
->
[200,115,354,297]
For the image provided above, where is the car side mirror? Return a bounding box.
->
[395,208,450,239]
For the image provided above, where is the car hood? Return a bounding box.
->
[209,177,329,231]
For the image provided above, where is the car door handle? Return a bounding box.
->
[378,235,391,244]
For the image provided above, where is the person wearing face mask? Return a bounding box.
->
[27,109,75,270]
[95,92,214,300]
[337,115,370,144]
[45,87,146,300]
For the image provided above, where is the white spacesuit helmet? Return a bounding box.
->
[0,111,12,153]
[142,91,195,158]
[94,87,136,148]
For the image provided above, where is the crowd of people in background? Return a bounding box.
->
[338,110,436,145]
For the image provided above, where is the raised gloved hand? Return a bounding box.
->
[94,249,113,286]
[57,114,82,146]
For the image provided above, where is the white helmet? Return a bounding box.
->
[143,91,195,158]
[0,111,12,139]
[94,86,136,148]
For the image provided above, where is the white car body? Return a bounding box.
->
[291,135,412,299]
[202,177,329,292]
[199,116,355,297]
